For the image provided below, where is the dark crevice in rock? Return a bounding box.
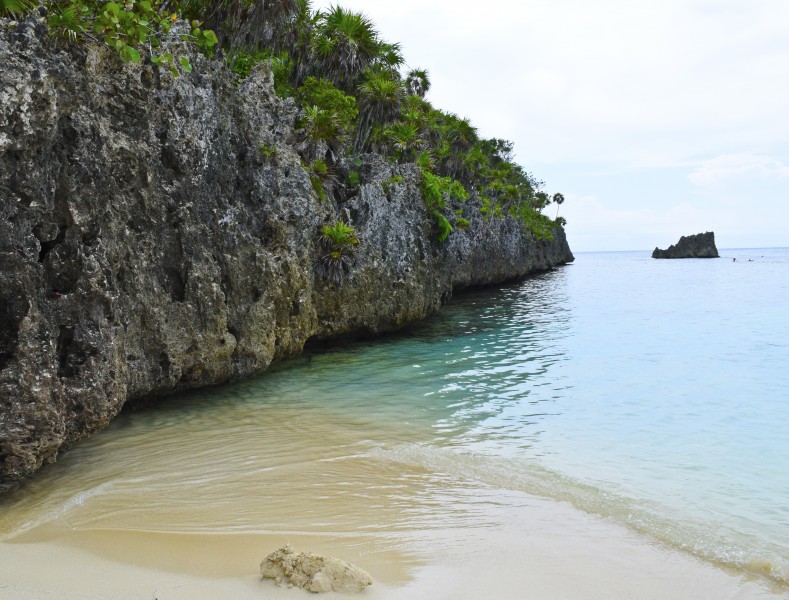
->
[159,352,171,380]
[219,270,231,301]
[163,267,186,302]
[160,145,182,173]
[0,295,28,371]
[56,326,76,378]
[159,229,188,302]
[36,224,67,263]
[43,239,82,295]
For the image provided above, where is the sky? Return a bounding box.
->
[312,0,789,251]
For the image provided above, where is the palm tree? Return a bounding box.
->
[306,6,404,92]
[310,6,382,92]
[405,68,431,98]
[383,121,422,161]
[553,192,565,218]
[354,68,405,152]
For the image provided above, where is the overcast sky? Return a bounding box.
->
[312,0,789,251]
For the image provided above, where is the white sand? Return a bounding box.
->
[1,490,785,600]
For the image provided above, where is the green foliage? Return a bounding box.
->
[415,149,434,172]
[434,211,453,242]
[46,0,217,75]
[509,202,557,240]
[355,67,404,152]
[305,158,338,201]
[420,169,467,209]
[405,68,430,98]
[258,142,277,159]
[456,216,470,229]
[295,77,358,160]
[420,168,468,242]
[309,5,402,93]
[381,174,403,195]
[306,159,328,201]
[420,169,446,210]
[1,0,32,18]
[298,77,358,133]
[231,50,269,79]
[553,192,565,218]
[381,121,421,161]
[321,220,359,247]
[315,221,360,285]
[347,170,361,187]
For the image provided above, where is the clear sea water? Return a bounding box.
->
[1,247,787,588]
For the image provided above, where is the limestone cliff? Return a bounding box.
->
[0,17,574,493]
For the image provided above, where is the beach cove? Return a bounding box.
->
[1,249,787,599]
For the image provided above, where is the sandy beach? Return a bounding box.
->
[1,487,786,600]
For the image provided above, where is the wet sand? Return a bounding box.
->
[1,488,785,600]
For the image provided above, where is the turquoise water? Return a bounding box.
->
[1,247,787,588]
[248,246,789,582]
[281,246,789,582]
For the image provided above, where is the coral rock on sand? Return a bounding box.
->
[260,545,373,593]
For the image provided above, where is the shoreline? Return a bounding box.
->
[1,489,786,600]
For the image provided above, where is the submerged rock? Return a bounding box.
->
[260,545,373,593]
[652,232,719,259]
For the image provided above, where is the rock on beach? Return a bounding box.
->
[260,545,373,593]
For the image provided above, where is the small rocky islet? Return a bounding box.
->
[652,232,719,259]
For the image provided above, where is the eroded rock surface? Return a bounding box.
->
[260,545,372,593]
[652,232,719,259]
[0,16,574,493]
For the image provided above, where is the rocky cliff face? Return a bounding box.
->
[652,232,719,259]
[0,17,574,493]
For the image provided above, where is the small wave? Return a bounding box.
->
[369,443,789,587]
[0,481,116,542]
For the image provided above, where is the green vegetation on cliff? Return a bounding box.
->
[5,0,566,242]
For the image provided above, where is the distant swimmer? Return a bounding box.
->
[733,258,736,262]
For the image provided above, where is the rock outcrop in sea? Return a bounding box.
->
[0,17,574,493]
[652,232,719,259]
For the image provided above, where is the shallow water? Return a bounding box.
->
[1,247,787,591]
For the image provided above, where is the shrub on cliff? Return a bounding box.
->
[42,0,218,73]
[295,77,358,161]
[314,221,360,285]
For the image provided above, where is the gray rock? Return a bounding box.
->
[652,232,719,259]
[260,545,373,593]
[0,16,574,493]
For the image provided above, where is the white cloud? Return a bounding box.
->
[688,154,789,186]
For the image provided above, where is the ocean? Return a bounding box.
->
[1,247,787,591]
